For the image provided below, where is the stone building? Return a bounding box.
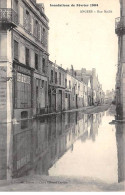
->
[105,89,115,104]
[75,68,104,106]
[67,66,88,109]
[0,0,49,123]
[48,61,66,113]
[115,0,125,119]
[48,62,89,112]
[65,72,72,110]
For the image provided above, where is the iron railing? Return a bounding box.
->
[115,16,125,34]
[0,8,18,26]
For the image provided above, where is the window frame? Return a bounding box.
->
[14,40,19,60]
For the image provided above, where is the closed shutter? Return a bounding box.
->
[19,5,24,26]
[39,26,41,42]
[0,33,7,58]
[41,26,43,43]
[19,43,25,64]
[29,14,31,32]
[38,23,40,40]
[45,31,48,47]
[34,19,37,37]
[14,40,18,60]
[23,8,26,28]
[0,0,7,8]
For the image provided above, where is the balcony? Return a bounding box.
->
[0,8,18,29]
[115,17,125,35]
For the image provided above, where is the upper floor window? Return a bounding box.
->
[35,20,38,37]
[51,70,53,83]
[63,74,64,85]
[14,40,18,60]
[55,72,57,84]
[59,72,61,85]
[19,5,24,26]
[41,80,44,88]
[25,10,31,31]
[0,0,7,8]
[43,28,46,46]
[42,58,45,73]
[35,53,38,70]
[65,79,67,88]
[76,83,77,90]
[69,80,71,89]
[13,0,18,13]
[0,33,7,57]
[25,47,30,66]
[31,17,34,34]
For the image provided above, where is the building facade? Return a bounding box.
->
[0,0,106,123]
[48,62,90,112]
[48,61,66,113]
[75,68,105,106]
[0,0,49,123]
[115,0,125,119]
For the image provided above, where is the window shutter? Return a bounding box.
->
[29,14,31,32]
[41,27,44,44]
[33,19,36,37]
[23,8,26,28]
[45,31,48,48]
[38,23,40,40]
[39,26,41,42]
[14,40,18,60]
[31,17,34,34]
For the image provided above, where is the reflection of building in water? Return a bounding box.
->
[89,113,102,142]
[0,111,104,179]
[0,123,13,180]
[13,119,33,178]
[115,123,125,183]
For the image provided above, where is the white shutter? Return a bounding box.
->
[0,33,7,57]
[19,5,24,26]
[19,43,25,64]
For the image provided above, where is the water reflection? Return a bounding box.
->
[115,123,125,183]
[0,109,125,183]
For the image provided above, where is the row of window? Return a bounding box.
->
[50,69,72,88]
[14,40,46,72]
[18,3,48,47]
[50,70,63,86]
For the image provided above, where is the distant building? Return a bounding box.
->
[66,66,88,108]
[105,89,115,104]
[75,68,105,106]
[48,61,66,113]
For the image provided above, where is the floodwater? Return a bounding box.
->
[0,107,125,184]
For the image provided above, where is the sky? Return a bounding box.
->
[37,0,120,92]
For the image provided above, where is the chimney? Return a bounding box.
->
[37,3,45,13]
[92,68,96,76]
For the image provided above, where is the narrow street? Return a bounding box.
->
[0,104,124,191]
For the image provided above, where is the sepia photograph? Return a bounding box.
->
[0,0,125,192]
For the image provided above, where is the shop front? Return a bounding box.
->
[13,62,33,120]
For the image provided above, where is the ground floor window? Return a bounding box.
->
[15,73,31,109]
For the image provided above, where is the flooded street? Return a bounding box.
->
[49,113,118,183]
[0,106,125,187]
